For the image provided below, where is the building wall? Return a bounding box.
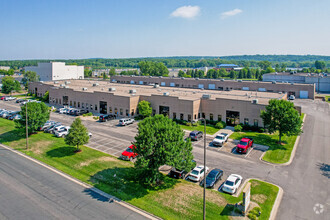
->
[0,66,10,71]
[305,76,330,93]
[25,62,84,81]
[112,75,315,99]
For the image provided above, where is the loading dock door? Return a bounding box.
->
[299,91,308,99]
[198,84,204,89]
[170,82,175,87]
[242,87,249,91]
[208,84,215,90]
[161,82,166,86]
[139,81,143,85]
[130,80,135,84]
[258,88,266,92]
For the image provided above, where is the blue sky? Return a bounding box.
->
[0,0,329,60]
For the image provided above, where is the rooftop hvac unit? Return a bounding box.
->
[93,83,99,87]
[60,84,65,87]
[221,79,225,81]
[202,94,211,99]
[65,81,71,85]
[54,81,59,84]
[154,84,159,88]
[108,87,116,91]
[129,89,136,94]
[163,92,170,96]
[252,99,258,104]
[82,88,88,91]
[64,86,69,88]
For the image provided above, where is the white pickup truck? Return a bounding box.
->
[212,133,229,147]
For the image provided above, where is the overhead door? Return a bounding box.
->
[130,80,135,84]
[208,84,215,90]
[161,82,166,86]
[198,84,204,89]
[242,87,249,91]
[299,91,308,99]
[258,88,266,92]
[139,81,143,85]
[170,82,175,87]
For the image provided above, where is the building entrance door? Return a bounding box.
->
[226,110,240,126]
[63,96,68,105]
[99,101,107,114]
[159,106,170,117]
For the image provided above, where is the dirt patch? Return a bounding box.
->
[78,156,117,167]
[154,183,226,215]
[30,140,53,154]
[252,194,267,204]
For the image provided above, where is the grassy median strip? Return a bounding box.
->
[0,118,278,219]
[230,113,304,164]
[180,124,220,135]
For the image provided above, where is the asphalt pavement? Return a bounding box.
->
[0,145,148,220]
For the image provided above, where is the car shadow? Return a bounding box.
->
[317,162,330,178]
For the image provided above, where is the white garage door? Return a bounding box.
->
[242,87,250,91]
[170,82,175,87]
[208,84,215,90]
[161,82,166,86]
[300,91,308,99]
[198,84,204,89]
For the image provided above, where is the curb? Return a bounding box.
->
[259,113,307,166]
[0,144,161,220]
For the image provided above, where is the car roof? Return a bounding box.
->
[193,166,204,171]
[241,138,250,142]
[227,175,238,182]
[190,130,201,134]
[209,169,223,175]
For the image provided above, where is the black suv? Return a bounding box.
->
[169,160,197,179]
[99,114,117,122]
[189,130,203,141]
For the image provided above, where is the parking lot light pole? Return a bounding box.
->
[203,118,206,220]
[25,84,28,150]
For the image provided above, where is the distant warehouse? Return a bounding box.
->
[25,62,84,81]
[29,79,295,127]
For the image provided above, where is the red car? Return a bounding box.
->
[0,96,7,100]
[236,138,254,154]
[120,145,138,161]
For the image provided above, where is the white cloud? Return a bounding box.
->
[221,9,243,19]
[170,5,200,19]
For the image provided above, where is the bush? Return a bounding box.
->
[247,213,257,220]
[93,116,99,120]
[185,122,192,126]
[258,128,265,133]
[215,121,226,129]
[234,125,243,132]
[83,112,93,117]
[248,207,261,219]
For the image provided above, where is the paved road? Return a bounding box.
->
[1,99,329,219]
[0,145,148,220]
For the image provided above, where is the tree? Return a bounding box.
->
[138,100,152,118]
[109,68,116,77]
[22,71,40,88]
[229,70,237,79]
[42,91,49,102]
[315,60,326,70]
[133,115,194,184]
[1,76,21,94]
[260,99,302,144]
[102,72,108,79]
[15,102,50,135]
[65,118,89,152]
[84,69,92,77]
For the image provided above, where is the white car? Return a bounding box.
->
[188,165,209,182]
[4,96,16,101]
[222,174,243,194]
[119,118,134,126]
[54,126,71,138]
[289,95,295,100]
[212,133,229,147]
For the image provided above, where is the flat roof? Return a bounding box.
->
[264,72,329,77]
[44,80,284,105]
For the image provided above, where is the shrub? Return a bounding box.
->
[185,122,192,126]
[93,116,99,120]
[247,213,257,220]
[83,112,93,117]
[259,128,265,133]
[243,124,251,131]
[234,125,243,132]
[215,121,225,129]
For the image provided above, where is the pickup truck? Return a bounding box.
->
[212,133,229,147]
[120,145,138,161]
[236,137,254,154]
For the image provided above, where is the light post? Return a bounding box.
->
[199,117,206,220]
[25,84,28,150]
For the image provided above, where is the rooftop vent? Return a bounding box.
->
[195,78,199,80]
[93,83,99,87]
[109,87,116,91]
[129,89,136,94]
[202,94,211,99]
[82,88,88,91]
[54,81,59,84]
[221,79,225,81]
[111,79,117,83]
[252,99,258,104]
[181,77,185,79]
[163,92,170,96]
[65,81,71,85]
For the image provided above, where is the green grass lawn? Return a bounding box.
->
[325,96,330,103]
[180,124,220,135]
[230,113,305,164]
[0,118,278,219]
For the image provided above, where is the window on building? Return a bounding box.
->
[70,101,72,106]
[210,113,214,121]
[78,102,80,108]
[198,113,201,119]
[74,101,76,107]
[95,105,97,111]
[194,114,197,120]
[188,114,192,121]
[120,108,123,115]
[218,115,222,122]
[180,113,184,120]
[115,108,118,114]
[55,98,58,104]
[173,112,176,119]
[90,104,93,110]
[126,109,129,116]
[152,109,156,115]
[254,119,258,127]
[109,107,112,113]
[202,112,205,119]
[244,118,249,125]
[131,109,134,116]
[82,103,84,108]
[59,99,61,104]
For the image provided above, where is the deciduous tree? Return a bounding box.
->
[65,118,89,152]
[1,76,21,94]
[138,100,152,118]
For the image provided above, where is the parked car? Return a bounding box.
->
[4,96,16,101]
[99,114,117,122]
[212,133,229,147]
[222,174,243,194]
[39,121,56,131]
[169,160,197,179]
[200,168,223,188]
[58,107,68,114]
[44,123,62,133]
[289,95,295,100]
[16,99,25,103]
[1,111,12,118]
[236,138,254,154]
[74,109,89,116]
[187,165,209,182]
[119,118,134,126]
[120,145,138,161]
[0,96,7,100]
[0,110,8,117]
[5,111,19,119]
[54,126,71,138]
[189,130,203,141]
[10,114,21,120]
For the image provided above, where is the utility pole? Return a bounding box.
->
[25,83,28,150]
[203,118,206,220]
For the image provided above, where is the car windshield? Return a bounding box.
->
[206,173,216,180]
[225,180,234,186]
[191,170,199,175]
[239,141,248,146]
[215,135,224,140]
[126,148,133,153]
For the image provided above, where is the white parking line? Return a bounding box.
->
[245,148,254,158]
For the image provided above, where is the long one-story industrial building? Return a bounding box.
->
[111,75,315,99]
[29,79,294,127]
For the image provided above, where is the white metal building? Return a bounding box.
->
[0,66,10,71]
[25,62,84,81]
